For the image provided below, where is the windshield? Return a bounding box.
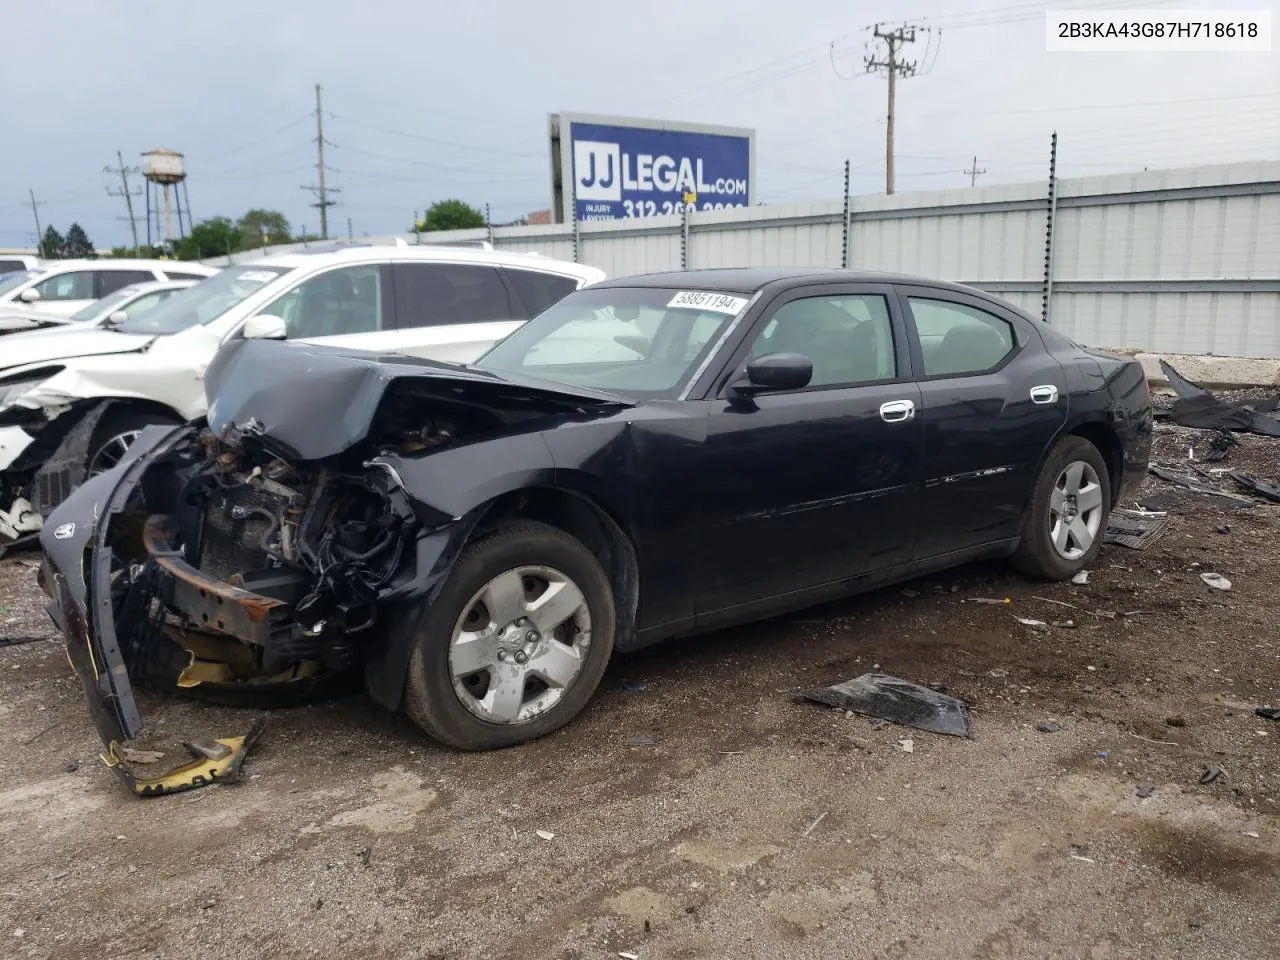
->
[0,271,40,299]
[474,287,749,399]
[117,266,293,335]
[69,286,139,322]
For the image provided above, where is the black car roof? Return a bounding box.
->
[591,267,998,300]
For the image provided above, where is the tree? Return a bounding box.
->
[418,199,486,232]
[175,217,241,261]
[64,223,96,258]
[38,226,66,259]
[236,209,291,246]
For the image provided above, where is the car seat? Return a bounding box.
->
[933,323,1007,375]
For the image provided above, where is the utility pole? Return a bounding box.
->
[347,217,353,240]
[964,155,987,188]
[105,151,142,255]
[26,189,44,245]
[864,23,919,195]
[301,83,340,239]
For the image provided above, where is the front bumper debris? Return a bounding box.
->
[105,718,268,797]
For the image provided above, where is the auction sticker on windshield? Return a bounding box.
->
[666,291,749,314]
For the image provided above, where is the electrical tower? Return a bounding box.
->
[864,23,919,195]
[964,155,987,188]
[301,83,340,240]
[105,150,143,255]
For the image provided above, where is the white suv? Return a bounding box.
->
[0,258,218,317]
[0,244,604,544]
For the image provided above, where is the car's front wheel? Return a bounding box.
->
[403,521,616,750]
[88,409,180,477]
[1011,435,1111,580]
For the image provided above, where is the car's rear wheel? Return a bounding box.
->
[403,520,615,750]
[88,409,180,477]
[1011,435,1111,580]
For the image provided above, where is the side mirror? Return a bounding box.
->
[18,288,39,303]
[241,314,288,341]
[104,310,128,327]
[730,352,813,397]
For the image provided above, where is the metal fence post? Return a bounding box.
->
[841,159,851,269]
[681,202,690,270]
[1041,131,1059,323]
[571,186,580,263]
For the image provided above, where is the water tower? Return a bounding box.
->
[142,148,191,254]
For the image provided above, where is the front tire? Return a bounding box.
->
[403,521,616,750]
[88,409,180,477]
[1011,436,1111,580]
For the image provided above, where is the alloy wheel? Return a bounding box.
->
[448,565,592,725]
[1048,460,1104,560]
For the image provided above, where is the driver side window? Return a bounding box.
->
[259,265,388,339]
[32,271,94,301]
[746,294,896,388]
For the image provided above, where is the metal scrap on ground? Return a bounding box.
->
[1158,361,1280,437]
[1103,509,1171,550]
[794,672,972,738]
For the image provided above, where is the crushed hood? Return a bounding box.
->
[0,308,78,335]
[204,338,635,462]
[0,326,154,372]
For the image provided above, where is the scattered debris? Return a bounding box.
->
[801,812,828,838]
[1199,763,1223,785]
[1230,472,1280,504]
[1103,508,1171,550]
[1243,831,1260,839]
[897,739,914,753]
[965,597,1010,605]
[1215,523,1231,534]
[1166,716,1187,727]
[63,760,79,773]
[1159,361,1280,437]
[987,668,1009,679]
[794,673,972,738]
[1206,428,1238,461]
[620,679,647,693]
[901,588,920,598]
[1136,782,1155,798]
[1071,570,1089,585]
[1015,616,1048,627]
[1200,572,1232,591]
[623,735,656,748]
[0,635,49,648]
[1255,707,1280,722]
[1097,750,1109,760]
[1069,854,1095,864]
[1146,465,1255,509]
[359,846,372,868]
[1036,722,1061,733]
[535,830,555,842]
[619,952,641,960]
[1052,619,1076,629]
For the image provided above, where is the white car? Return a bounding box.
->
[0,279,198,335]
[0,254,40,276]
[0,259,217,317]
[0,244,604,544]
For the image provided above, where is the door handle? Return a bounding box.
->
[1030,385,1059,405]
[879,399,916,423]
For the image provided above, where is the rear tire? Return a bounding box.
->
[403,521,616,751]
[1011,436,1111,580]
[88,409,180,477]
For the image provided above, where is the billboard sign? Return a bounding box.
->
[550,112,755,223]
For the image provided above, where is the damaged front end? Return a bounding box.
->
[38,418,450,796]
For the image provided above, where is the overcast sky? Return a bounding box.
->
[3,0,1277,249]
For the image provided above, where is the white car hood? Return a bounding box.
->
[0,327,154,372]
[0,307,76,333]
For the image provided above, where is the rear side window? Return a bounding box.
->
[165,271,212,282]
[393,263,516,327]
[503,268,579,319]
[96,270,155,297]
[907,297,1016,377]
[0,259,27,275]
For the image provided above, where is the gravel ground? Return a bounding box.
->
[1,423,1279,960]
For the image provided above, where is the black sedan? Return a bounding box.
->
[39,267,1153,788]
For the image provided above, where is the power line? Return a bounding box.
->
[104,150,142,255]
[301,83,340,240]
[325,111,543,159]
[964,155,987,187]
[864,23,927,195]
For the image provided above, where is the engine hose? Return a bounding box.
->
[235,506,283,560]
